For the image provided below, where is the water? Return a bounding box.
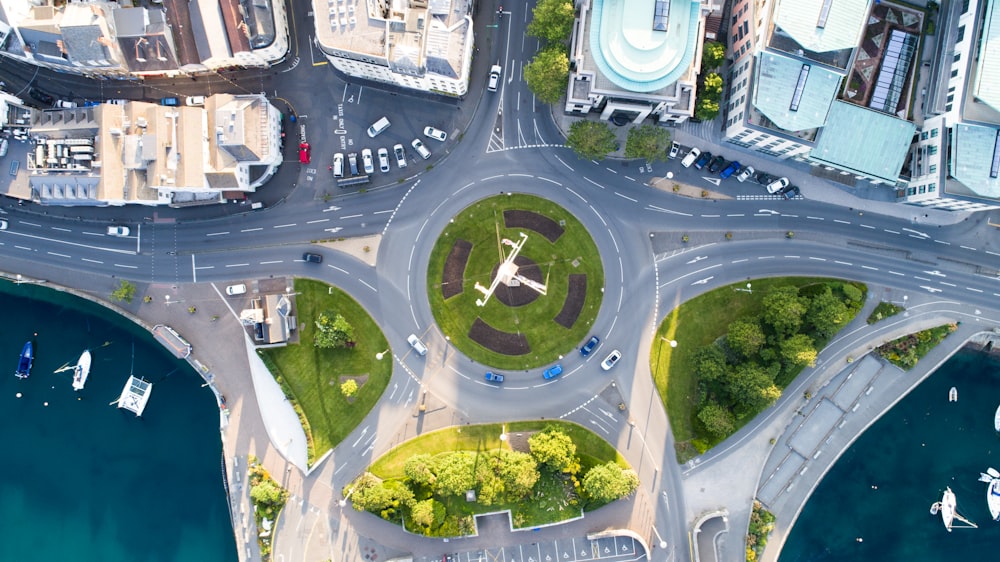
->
[780,349,1000,561]
[0,282,237,562]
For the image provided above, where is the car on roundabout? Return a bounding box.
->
[303,252,323,263]
[601,350,622,371]
[484,371,504,383]
[543,364,563,380]
[581,335,600,356]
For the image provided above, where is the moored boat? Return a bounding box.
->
[994,404,1000,432]
[949,387,958,402]
[930,487,977,531]
[117,375,152,417]
[72,350,91,391]
[14,341,33,379]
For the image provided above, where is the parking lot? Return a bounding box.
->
[420,534,647,562]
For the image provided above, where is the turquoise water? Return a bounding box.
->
[0,282,237,561]
[780,349,1000,561]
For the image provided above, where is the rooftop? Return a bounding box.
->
[773,0,870,53]
[973,0,1000,113]
[753,50,842,132]
[809,100,915,184]
[947,122,1000,202]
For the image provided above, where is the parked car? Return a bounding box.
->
[348,152,359,175]
[736,165,755,183]
[367,116,390,138]
[411,138,431,159]
[361,148,374,174]
[333,153,344,178]
[0,219,8,230]
[55,100,78,109]
[303,252,323,263]
[488,64,502,92]
[755,171,775,185]
[580,335,600,356]
[781,185,801,199]
[377,147,390,173]
[668,142,681,159]
[601,350,622,371]
[766,177,790,194]
[393,144,407,168]
[298,142,311,164]
[693,151,713,170]
[681,147,700,168]
[225,284,247,296]
[28,88,54,106]
[542,364,563,380]
[719,161,741,179]
[708,155,726,173]
[160,97,180,106]
[185,96,206,106]
[106,226,130,237]
[424,126,447,142]
[484,371,504,383]
[407,334,428,356]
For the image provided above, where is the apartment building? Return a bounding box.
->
[564,0,721,124]
[313,0,474,97]
[0,0,288,79]
[904,0,1000,211]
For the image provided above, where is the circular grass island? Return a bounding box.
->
[427,194,604,370]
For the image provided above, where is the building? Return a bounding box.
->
[313,0,474,97]
[242,293,296,345]
[565,0,720,124]
[1,93,282,206]
[903,0,1000,211]
[0,0,289,79]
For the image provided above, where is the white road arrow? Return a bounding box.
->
[919,285,943,293]
[686,255,707,264]
[923,270,946,277]
[691,276,714,285]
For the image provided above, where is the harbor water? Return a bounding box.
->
[0,282,236,561]
[780,348,1000,561]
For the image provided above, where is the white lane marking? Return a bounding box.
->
[340,214,362,219]
[731,258,749,264]
[939,282,956,287]
[328,265,348,274]
[81,232,104,237]
[834,261,853,266]
[647,204,692,216]
[781,214,798,218]
[81,258,103,264]
[902,227,928,238]
[589,205,608,227]
[259,260,283,265]
[5,230,135,255]
[659,263,723,288]
[194,266,215,270]
[538,176,562,186]
[584,177,605,189]
[884,229,899,234]
[322,206,342,213]
[20,221,41,227]
[553,153,573,170]
[624,176,637,182]
[914,276,931,281]
[806,216,823,221]
[701,214,720,218]
[206,231,229,236]
[113,263,138,269]
[809,257,826,261]
[727,214,745,217]
[861,265,878,271]
[757,255,775,260]
[52,227,71,232]
[986,250,1000,257]
[306,219,329,224]
[934,240,951,245]
[225,263,249,268]
[833,219,850,225]
[784,255,800,259]
[47,251,70,258]
[15,245,31,250]
[614,192,637,202]
[565,186,586,202]
[860,224,876,229]
[360,279,377,292]
[373,209,394,215]
[241,228,262,233]
[273,223,296,229]
[967,287,984,293]
[960,245,976,250]
[888,271,904,276]
[605,167,618,174]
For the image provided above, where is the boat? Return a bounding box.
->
[116,375,152,417]
[14,341,33,379]
[72,350,91,391]
[930,487,977,531]
[994,404,1000,432]
[980,468,1000,521]
[949,387,958,402]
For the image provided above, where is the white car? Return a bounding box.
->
[185,96,206,106]
[766,177,790,194]
[107,226,130,236]
[736,165,755,183]
[407,334,428,356]
[333,153,344,178]
[361,148,374,174]
[225,283,247,296]
[0,219,7,230]
[668,142,680,159]
[424,126,447,142]
[681,147,700,168]
[55,100,78,109]
[377,147,390,173]
[393,144,407,168]
[411,138,431,160]
[488,64,502,92]
[601,350,622,371]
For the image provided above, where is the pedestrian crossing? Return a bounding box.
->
[736,194,803,201]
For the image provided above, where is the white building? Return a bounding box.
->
[313,0,474,97]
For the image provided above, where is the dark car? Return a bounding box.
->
[581,335,600,356]
[755,171,776,185]
[484,371,504,383]
[693,151,713,170]
[719,160,741,179]
[303,252,323,263]
[542,364,563,380]
[160,97,180,106]
[781,185,801,199]
[708,156,727,173]
[29,88,55,106]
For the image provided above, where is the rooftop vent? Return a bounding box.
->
[789,64,810,112]
[817,0,832,29]
[991,130,1000,179]
[653,0,670,32]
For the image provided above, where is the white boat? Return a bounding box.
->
[949,387,958,402]
[994,404,1000,432]
[72,350,91,391]
[116,375,152,417]
[930,487,977,531]
[988,478,1000,521]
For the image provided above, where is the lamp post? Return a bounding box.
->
[375,349,390,361]
[735,282,752,294]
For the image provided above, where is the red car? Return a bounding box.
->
[298,142,311,164]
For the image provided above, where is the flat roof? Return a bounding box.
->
[974,0,1000,112]
[948,122,1000,202]
[753,50,841,132]
[588,0,700,92]
[809,100,915,183]
[773,0,869,53]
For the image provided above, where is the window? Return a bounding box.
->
[931,129,939,137]
[921,131,928,140]
[743,21,749,35]
[963,0,970,14]
[954,53,962,62]
[929,184,936,192]
[907,187,917,195]
[930,164,937,173]
[946,103,953,111]
[919,186,926,194]
[951,69,959,78]
[929,145,938,155]
[957,26,965,43]
[947,94,955,103]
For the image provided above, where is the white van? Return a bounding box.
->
[367,116,391,138]
[333,153,344,178]
[681,147,701,168]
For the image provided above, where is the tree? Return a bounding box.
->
[726,318,766,359]
[527,0,575,44]
[496,450,540,499]
[762,286,808,339]
[314,311,354,348]
[529,428,577,472]
[726,363,780,412]
[403,454,437,486]
[351,474,414,517]
[702,41,725,70]
[111,279,136,303]
[694,345,728,384]
[780,334,817,369]
[806,288,850,338]
[566,120,618,161]
[340,379,358,398]
[698,401,736,438]
[581,462,639,503]
[624,124,672,162]
[409,499,435,528]
[525,47,569,104]
[250,479,285,508]
[702,73,724,98]
[694,97,720,121]
[433,452,476,496]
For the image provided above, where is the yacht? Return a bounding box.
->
[72,350,91,391]
[14,341,32,379]
[980,468,1000,521]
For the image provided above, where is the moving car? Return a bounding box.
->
[708,155,726,173]
[542,364,563,380]
[367,116,390,138]
[185,96,206,106]
[377,147,390,173]
[668,142,681,159]
[299,142,311,164]
[766,177,790,194]
[106,226,130,236]
[393,144,407,168]
[0,219,8,230]
[736,165,755,183]
[424,126,447,142]
[681,147,700,168]
[581,335,600,356]
[225,284,247,296]
[303,252,323,263]
[361,148,374,174]
[484,371,504,383]
[719,161,741,179]
[333,153,344,178]
[411,138,431,159]
[601,350,622,371]
[407,334,428,356]
[693,151,713,170]
[488,64,502,92]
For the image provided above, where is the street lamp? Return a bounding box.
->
[375,348,390,361]
[660,337,677,348]
[735,282,752,294]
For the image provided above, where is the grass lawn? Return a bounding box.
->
[651,277,866,448]
[261,279,391,464]
[426,194,604,370]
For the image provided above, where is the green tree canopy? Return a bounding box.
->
[779,334,817,369]
[350,473,408,513]
[762,286,808,339]
[582,462,639,503]
[695,97,720,121]
[527,0,576,43]
[528,428,577,472]
[806,288,850,338]
[250,479,285,508]
[624,124,672,162]
[409,498,435,529]
[726,362,780,413]
[433,452,477,497]
[694,345,729,384]
[566,120,618,161]
[702,41,726,70]
[403,454,437,486]
[111,279,136,303]
[314,311,354,348]
[727,318,767,359]
[496,450,540,499]
[698,401,736,438]
[702,73,724,99]
[525,47,569,104]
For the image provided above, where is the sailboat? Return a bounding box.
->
[14,341,33,379]
[978,468,1000,521]
[930,487,977,531]
[72,350,91,391]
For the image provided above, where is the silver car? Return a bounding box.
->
[377,148,390,173]
[361,148,374,174]
[393,144,407,168]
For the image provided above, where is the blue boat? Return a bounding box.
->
[15,341,32,379]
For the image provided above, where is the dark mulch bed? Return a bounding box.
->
[468,318,531,355]
[491,256,544,307]
[553,274,587,329]
[503,210,564,243]
[441,239,473,299]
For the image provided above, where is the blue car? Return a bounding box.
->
[160,97,180,106]
[543,364,563,380]
[484,371,504,383]
[581,335,600,356]
[719,161,741,179]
